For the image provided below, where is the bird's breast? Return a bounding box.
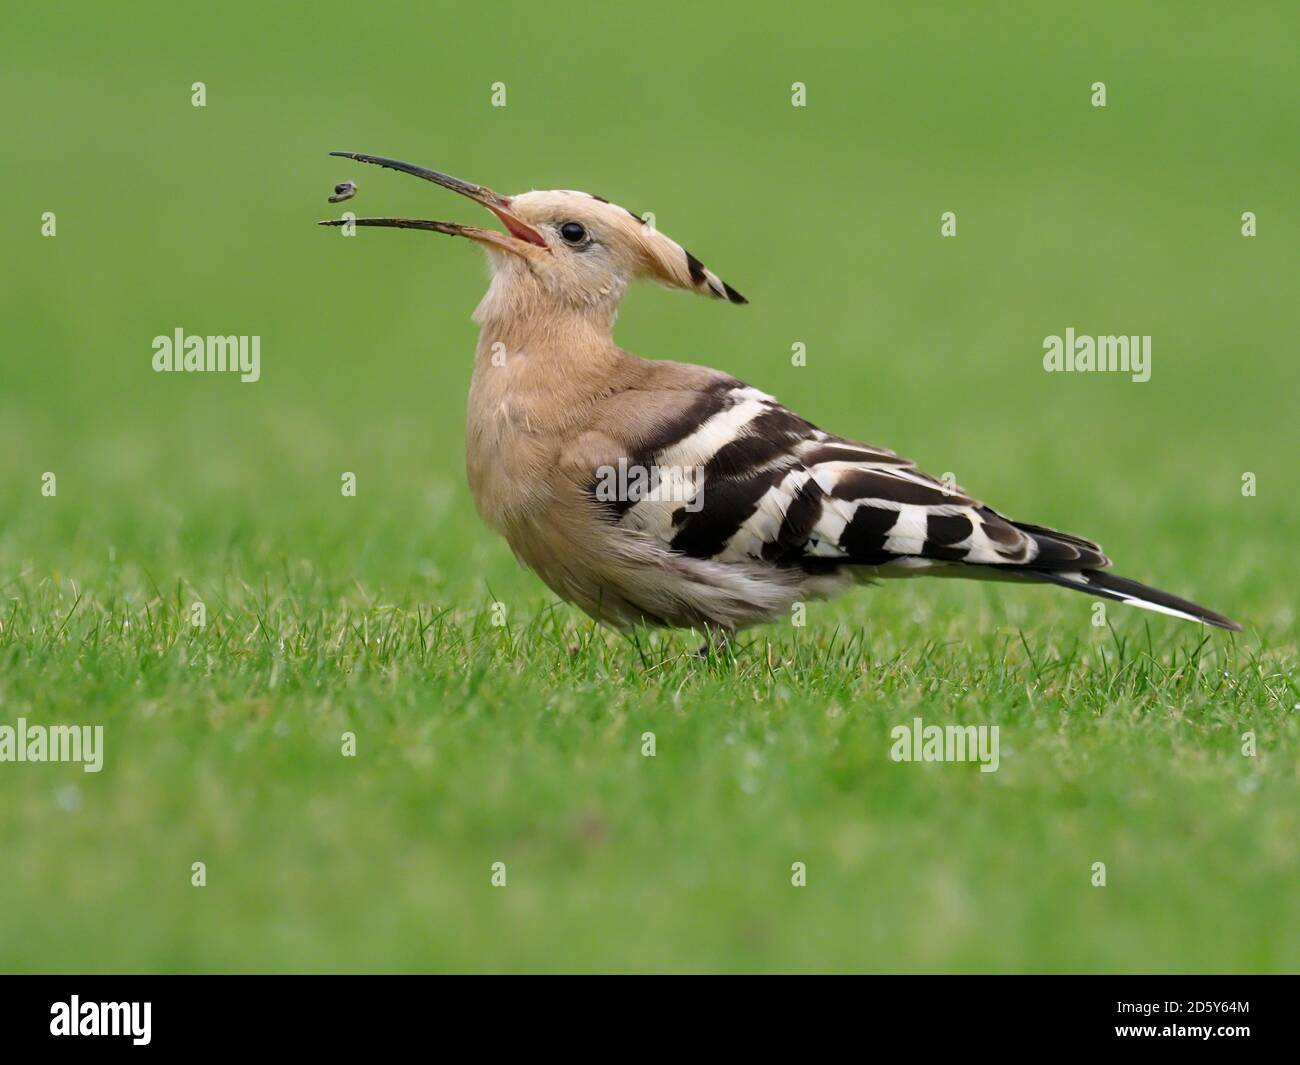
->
[464,392,557,537]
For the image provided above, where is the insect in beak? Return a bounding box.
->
[317,151,548,256]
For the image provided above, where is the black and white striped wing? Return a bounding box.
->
[603,381,1109,575]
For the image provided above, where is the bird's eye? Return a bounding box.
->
[559,221,587,244]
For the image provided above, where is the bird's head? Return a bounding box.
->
[319,153,746,319]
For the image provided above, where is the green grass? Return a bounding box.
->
[2,0,1298,972]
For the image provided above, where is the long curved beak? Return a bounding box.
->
[316,152,548,256]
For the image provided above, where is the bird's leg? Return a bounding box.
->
[695,626,734,659]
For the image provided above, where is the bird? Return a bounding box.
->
[320,151,1241,647]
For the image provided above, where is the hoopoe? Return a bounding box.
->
[321,152,1241,642]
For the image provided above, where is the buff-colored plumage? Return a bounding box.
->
[320,153,1241,637]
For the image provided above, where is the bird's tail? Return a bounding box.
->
[1026,568,1242,632]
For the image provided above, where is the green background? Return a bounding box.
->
[1,1,1296,971]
